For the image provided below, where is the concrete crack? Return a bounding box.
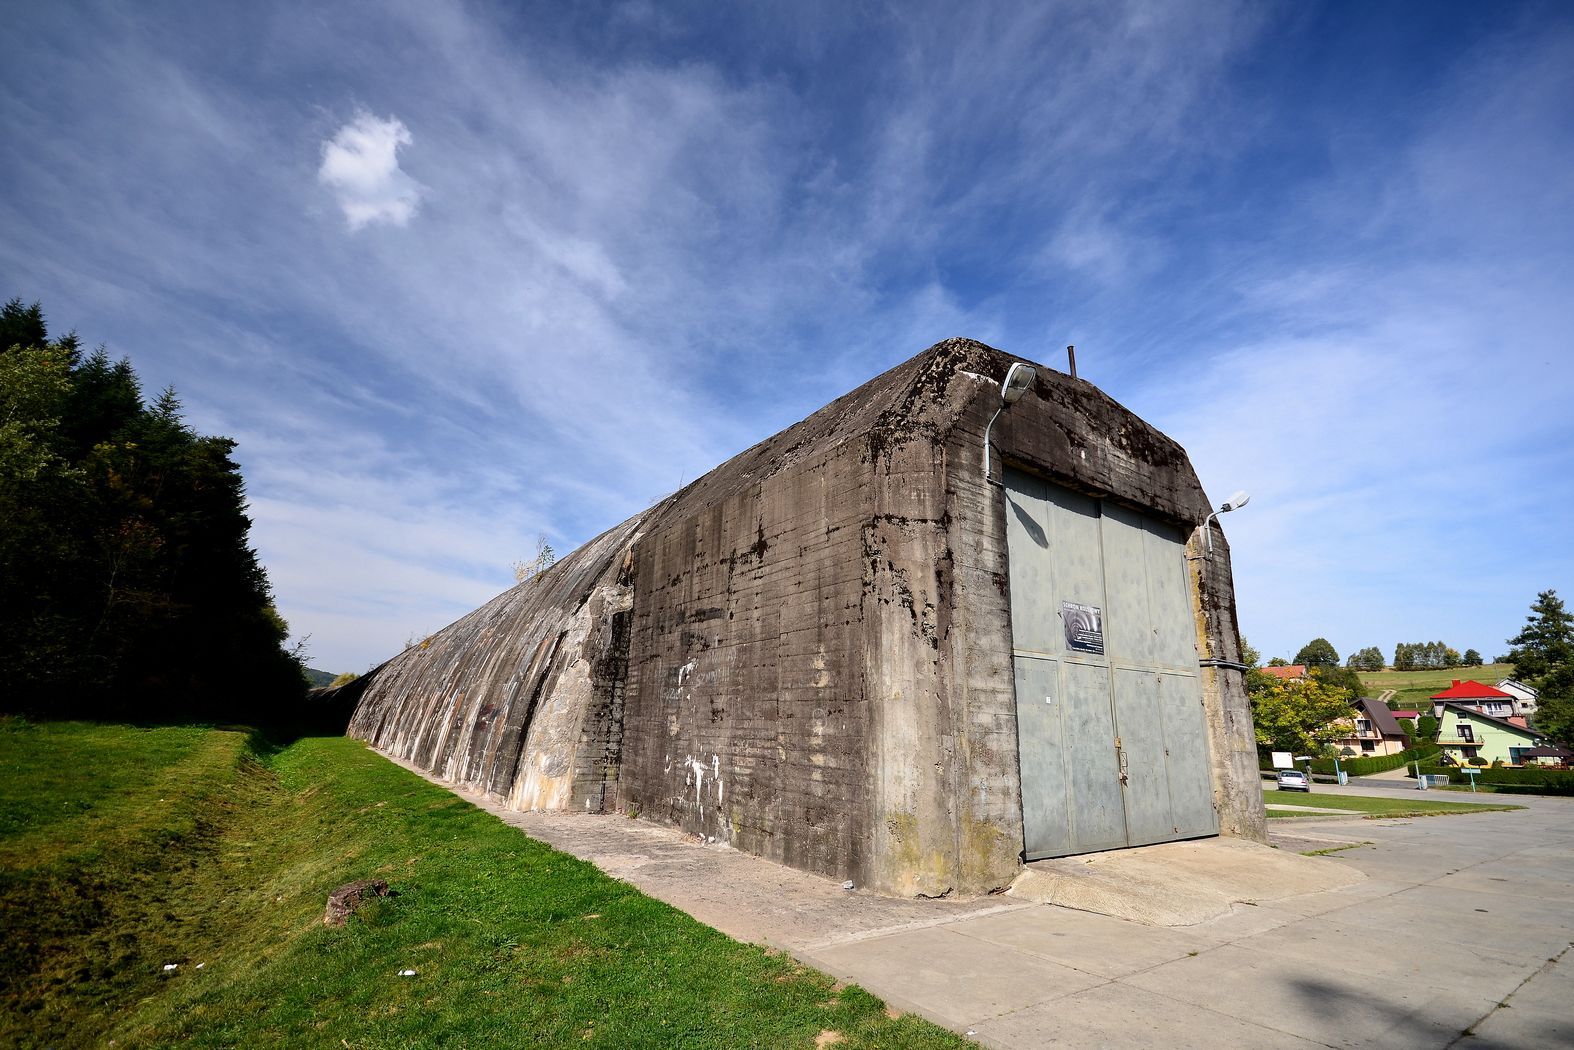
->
[1444,940,1572,1049]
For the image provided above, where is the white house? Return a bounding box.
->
[1496,678,1539,718]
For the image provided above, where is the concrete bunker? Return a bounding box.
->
[347,338,1267,896]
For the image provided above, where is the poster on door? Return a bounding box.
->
[1061,601,1104,655]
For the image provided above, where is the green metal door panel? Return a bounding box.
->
[1111,667,1175,846]
[1013,655,1070,859]
[1140,516,1198,669]
[1004,467,1216,859]
[1159,671,1219,838]
[1099,502,1159,665]
[1003,471,1056,656]
[1042,484,1105,652]
[1058,660,1126,855]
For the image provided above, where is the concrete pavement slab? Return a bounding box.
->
[1227,915,1530,999]
[970,982,1329,1050]
[806,925,1106,1027]
[941,905,1214,979]
[1122,943,1506,1049]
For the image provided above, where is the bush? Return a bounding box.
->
[1308,742,1441,777]
[1475,765,1574,788]
[1487,782,1574,797]
[1412,763,1574,792]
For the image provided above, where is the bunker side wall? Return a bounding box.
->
[619,441,877,884]
[346,514,647,812]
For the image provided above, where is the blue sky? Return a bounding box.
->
[3,1,1571,673]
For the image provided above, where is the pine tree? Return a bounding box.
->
[0,298,305,719]
[1506,590,1574,682]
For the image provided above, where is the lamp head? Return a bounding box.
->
[1221,490,1250,513]
[1000,362,1036,405]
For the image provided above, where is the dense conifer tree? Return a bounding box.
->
[0,298,305,720]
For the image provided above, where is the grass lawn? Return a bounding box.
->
[1264,791,1523,820]
[0,718,964,1049]
[1357,663,1515,710]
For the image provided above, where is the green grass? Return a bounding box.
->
[1,719,963,1049]
[1299,841,1372,857]
[1357,663,1515,710]
[1264,791,1522,820]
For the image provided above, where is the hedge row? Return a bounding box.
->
[1307,742,1441,777]
[1487,783,1574,797]
[1414,763,1574,792]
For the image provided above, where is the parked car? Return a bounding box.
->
[1276,769,1311,792]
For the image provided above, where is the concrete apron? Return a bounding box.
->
[1008,837,1365,926]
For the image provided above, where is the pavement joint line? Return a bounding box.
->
[1442,941,1573,1049]
[943,914,1240,983]
[794,900,1034,952]
[1102,972,1345,1050]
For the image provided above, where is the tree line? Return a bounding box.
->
[1257,637,1484,672]
[0,298,307,722]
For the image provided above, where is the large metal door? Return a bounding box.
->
[1005,469,1218,860]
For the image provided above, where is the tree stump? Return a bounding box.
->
[324,879,391,926]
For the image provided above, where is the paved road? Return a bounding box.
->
[384,749,1574,1049]
[801,790,1574,1048]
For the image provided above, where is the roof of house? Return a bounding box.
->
[1261,665,1307,680]
[1391,710,1420,719]
[1497,678,1539,698]
[1522,745,1572,759]
[1353,697,1406,738]
[1438,701,1541,739]
[1431,679,1513,700]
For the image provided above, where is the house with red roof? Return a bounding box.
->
[1260,664,1307,682]
[1429,680,1516,721]
[1431,680,1566,767]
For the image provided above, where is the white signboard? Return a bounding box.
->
[1271,751,1294,770]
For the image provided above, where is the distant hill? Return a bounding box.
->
[1357,663,1516,710]
[303,667,340,688]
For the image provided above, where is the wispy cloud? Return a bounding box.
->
[1,1,1568,672]
[318,111,423,229]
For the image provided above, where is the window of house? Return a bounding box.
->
[1458,724,1474,742]
[1356,718,1372,735]
[1361,740,1376,752]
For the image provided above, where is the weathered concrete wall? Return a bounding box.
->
[1188,529,1270,843]
[346,512,650,813]
[346,336,1266,896]
[620,440,875,880]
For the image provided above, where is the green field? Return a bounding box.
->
[1264,791,1522,819]
[0,719,963,1049]
[1356,663,1515,710]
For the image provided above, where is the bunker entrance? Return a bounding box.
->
[1004,468,1219,860]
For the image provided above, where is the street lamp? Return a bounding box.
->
[983,362,1037,483]
[1201,490,1251,552]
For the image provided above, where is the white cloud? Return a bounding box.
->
[318,111,423,229]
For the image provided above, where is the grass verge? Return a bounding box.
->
[1264,792,1523,820]
[1,719,963,1049]
[1299,841,1373,857]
